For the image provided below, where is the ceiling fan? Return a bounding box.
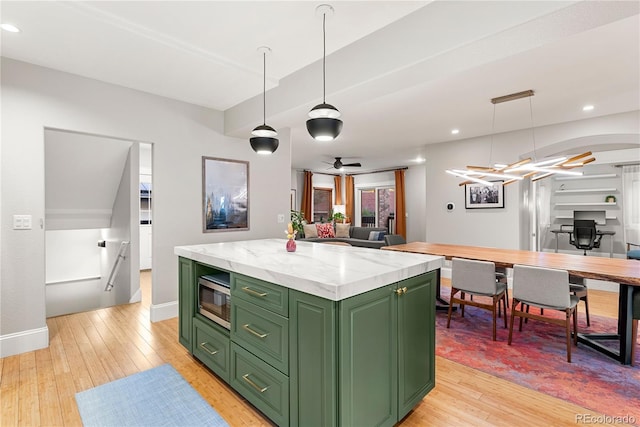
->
[326,157,362,170]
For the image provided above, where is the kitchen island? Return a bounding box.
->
[175,239,443,427]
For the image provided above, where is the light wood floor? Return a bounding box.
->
[0,272,628,426]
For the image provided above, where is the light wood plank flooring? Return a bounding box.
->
[0,272,627,426]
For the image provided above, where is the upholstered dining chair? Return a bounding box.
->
[627,242,640,260]
[509,264,579,362]
[569,276,590,327]
[384,234,406,246]
[447,258,508,341]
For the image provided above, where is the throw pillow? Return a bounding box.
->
[335,223,350,238]
[303,223,318,238]
[316,223,335,238]
[368,231,387,241]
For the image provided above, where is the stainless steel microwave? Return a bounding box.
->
[198,274,231,329]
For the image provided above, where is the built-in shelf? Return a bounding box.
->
[555,215,617,220]
[555,188,617,194]
[555,174,618,181]
[554,202,616,206]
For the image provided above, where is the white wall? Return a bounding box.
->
[405,165,426,243]
[0,58,291,357]
[424,111,640,249]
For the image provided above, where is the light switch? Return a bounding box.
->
[13,214,32,230]
[277,214,285,223]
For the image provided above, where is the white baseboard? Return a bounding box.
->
[0,326,49,358]
[150,300,178,322]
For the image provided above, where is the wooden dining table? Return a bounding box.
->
[382,242,640,365]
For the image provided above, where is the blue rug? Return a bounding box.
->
[75,364,229,427]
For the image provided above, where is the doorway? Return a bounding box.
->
[44,128,145,317]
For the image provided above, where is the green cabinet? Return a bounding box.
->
[289,271,436,427]
[289,290,337,427]
[178,257,195,352]
[179,256,436,427]
[397,273,436,418]
[338,272,436,426]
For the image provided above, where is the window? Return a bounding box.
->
[313,187,332,223]
[359,186,395,228]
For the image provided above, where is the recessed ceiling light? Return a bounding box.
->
[582,105,594,112]
[1,23,20,33]
[413,157,426,163]
[451,129,460,135]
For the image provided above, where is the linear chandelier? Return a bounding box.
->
[446,90,595,186]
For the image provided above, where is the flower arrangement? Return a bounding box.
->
[285,222,297,240]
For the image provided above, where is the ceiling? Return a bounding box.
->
[2,1,639,174]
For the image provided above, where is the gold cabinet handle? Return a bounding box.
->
[243,324,269,338]
[242,374,269,393]
[199,342,219,355]
[394,287,408,295]
[242,286,267,297]
[402,287,408,294]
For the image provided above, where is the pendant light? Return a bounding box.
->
[250,46,279,155]
[446,90,594,186]
[306,4,343,142]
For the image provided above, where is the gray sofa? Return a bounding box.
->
[300,226,388,249]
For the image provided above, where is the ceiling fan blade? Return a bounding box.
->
[343,162,361,167]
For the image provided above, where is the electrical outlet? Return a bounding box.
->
[13,214,32,230]
[277,214,285,223]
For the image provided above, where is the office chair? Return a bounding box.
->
[569,219,601,255]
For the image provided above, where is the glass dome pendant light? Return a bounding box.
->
[306,4,343,142]
[250,46,279,155]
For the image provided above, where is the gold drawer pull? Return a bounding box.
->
[394,287,408,295]
[243,324,269,338]
[242,286,268,297]
[242,374,269,393]
[199,342,219,355]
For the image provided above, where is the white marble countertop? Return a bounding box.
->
[174,239,443,301]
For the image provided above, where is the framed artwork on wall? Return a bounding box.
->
[202,156,249,232]
[464,181,504,209]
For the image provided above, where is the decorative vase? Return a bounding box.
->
[286,238,297,252]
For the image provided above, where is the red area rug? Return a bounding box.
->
[436,288,639,424]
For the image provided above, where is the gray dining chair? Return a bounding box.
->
[447,258,508,341]
[508,264,579,362]
[632,287,639,367]
[384,234,406,246]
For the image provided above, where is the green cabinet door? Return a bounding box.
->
[178,257,194,352]
[339,284,398,427]
[289,290,337,427]
[397,272,436,419]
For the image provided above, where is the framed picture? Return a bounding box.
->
[464,181,504,209]
[202,157,249,232]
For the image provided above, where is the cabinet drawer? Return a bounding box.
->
[230,343,289,427]
[232,274,288,316]
[232,299,289,374]
[193,317,230,382]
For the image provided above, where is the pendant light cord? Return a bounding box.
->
[529,96,537,162]
[262,51,266,125]
[322,13,326,104]
[489,104,496,166]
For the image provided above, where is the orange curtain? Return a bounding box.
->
[394,169,406,238]
[301,171,313,223]
[334,175,343,205]
[345,175,354,224]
